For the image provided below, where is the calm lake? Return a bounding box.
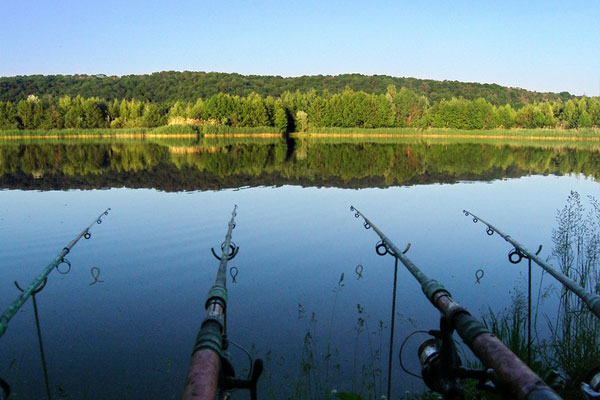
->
[0,136,599,399]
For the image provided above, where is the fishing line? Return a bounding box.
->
[398,330,429,379]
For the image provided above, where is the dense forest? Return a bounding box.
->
[0,71,577,108]
[0,87,598,132]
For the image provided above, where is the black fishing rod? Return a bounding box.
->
[183,206,262,400]
[350,206,561,400]
[462,210,600,320]
[0,208,110,338]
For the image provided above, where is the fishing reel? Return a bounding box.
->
[417,317,496,399]
[219,358,263,400]
[219,335,263,400]
[582,368,600,399]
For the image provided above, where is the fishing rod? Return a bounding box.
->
[350,206,561,400]
[462,210,600,321]
[183,206,262,400]
[0,208,110,338]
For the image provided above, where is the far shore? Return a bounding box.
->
[1,127,599,142]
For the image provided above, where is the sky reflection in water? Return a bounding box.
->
[0,173,598,398]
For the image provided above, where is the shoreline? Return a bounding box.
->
[300,132,600,142]
[1,128,600,142]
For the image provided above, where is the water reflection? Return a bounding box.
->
[0,138,598,190]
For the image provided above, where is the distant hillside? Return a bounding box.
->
[0,71,576,108]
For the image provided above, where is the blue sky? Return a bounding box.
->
[1,0,598,95]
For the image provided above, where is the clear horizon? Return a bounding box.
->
[1,1,598,96]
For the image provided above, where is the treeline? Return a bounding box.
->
[1,87,599,131]
[0,95,169,130]
[0,71,576,109]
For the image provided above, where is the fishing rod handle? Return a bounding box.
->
[432,290,561,400]
[471,333,560,400]
[183,349,220,400]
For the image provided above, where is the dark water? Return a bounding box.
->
[0,138,598,399]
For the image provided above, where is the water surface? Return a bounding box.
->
[0,138,598,399]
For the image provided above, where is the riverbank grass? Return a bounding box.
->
[302,127,600,140]
[2,126,600,140]
[0,125,281,139]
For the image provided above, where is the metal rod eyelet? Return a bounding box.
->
[508,248,523,264]
[376,241,388,256]
[227,246,239,261]
[56,258,72,274]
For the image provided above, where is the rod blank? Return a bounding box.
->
[0,208,110,338]
[463,210,600,320]
[183,205,238,400]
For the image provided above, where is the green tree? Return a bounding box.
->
[307,96,327,127]
[168,101,187,121]
[466,98,498,129]
[496,104,516,128]
[561,100,577,128]
[16,98,37,128]
[143,103,165,127]
[534,102,556,128]
[204,93,236,124]
[81,98,108,128]
[390,86,429,127]
[296,110,308,132]
[189,98,205,120]
[578,110,593,128]
[240,93,269,127]
[108,99,121,121]
[0,101,19,129]
[588,98,600,126]
[274,107,288,133]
